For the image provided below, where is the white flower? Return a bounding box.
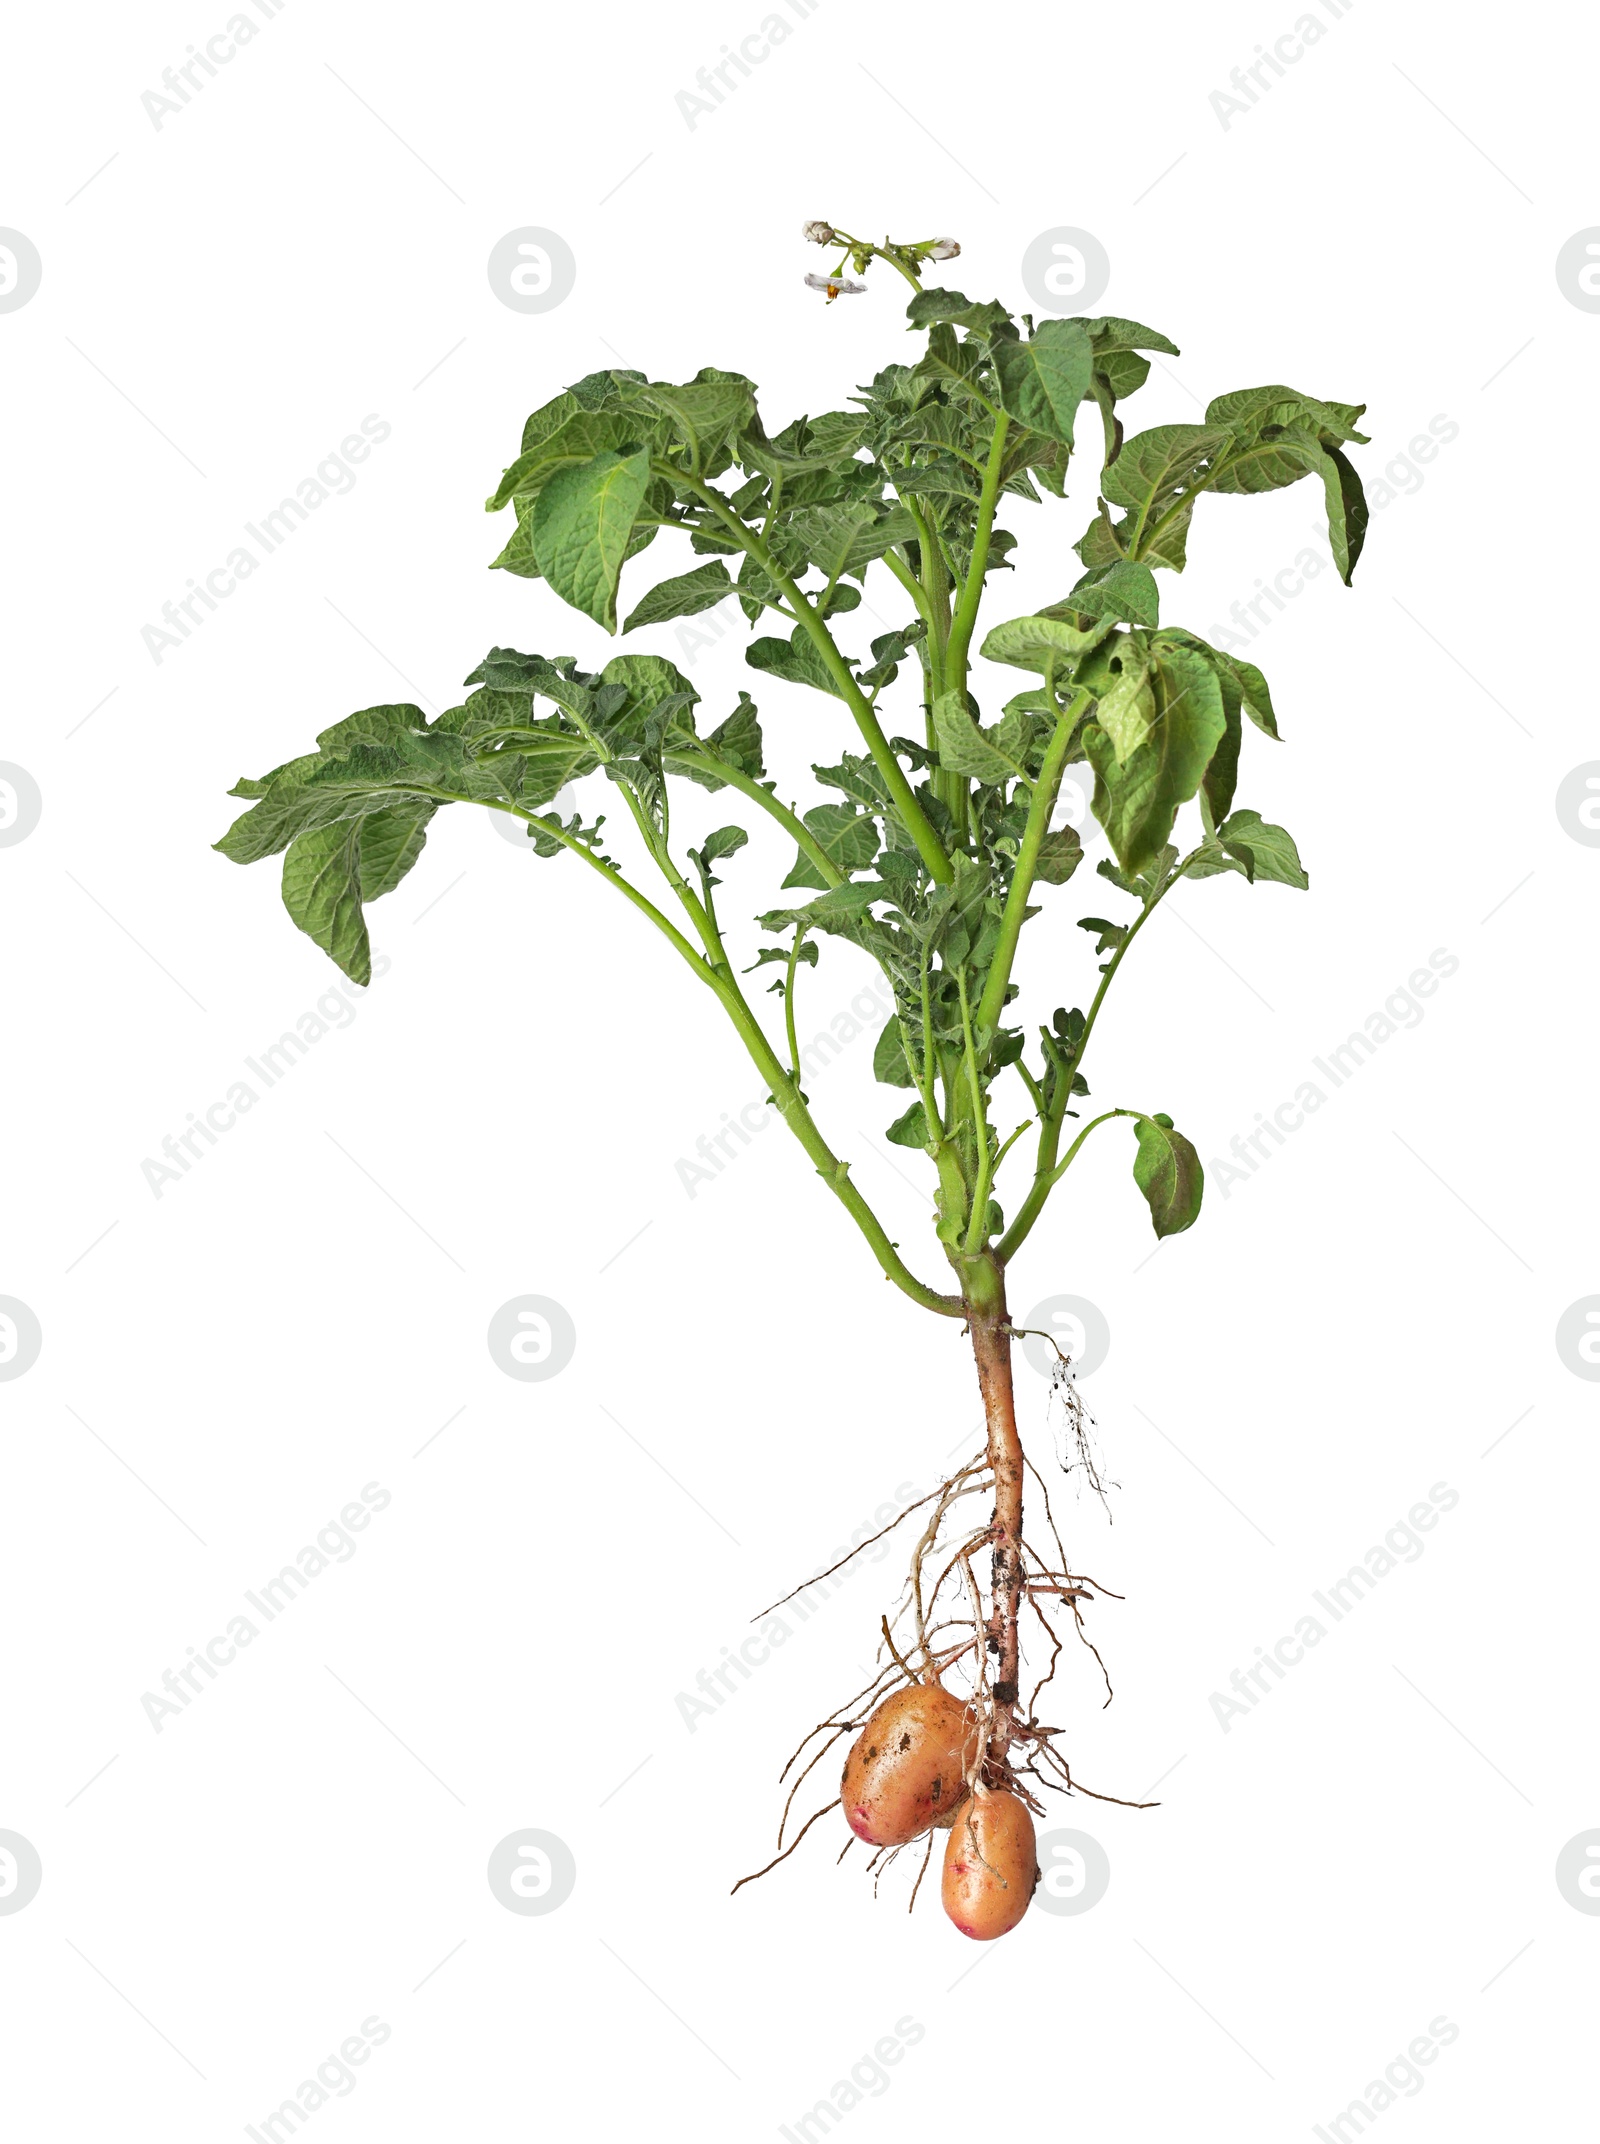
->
[801,220,836,245]
[926,237,961,261]
[805,273,867,301]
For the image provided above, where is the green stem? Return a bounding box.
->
[907,498,952,692]
[472,797,709,971]
[1036,1107,1143,1194]
[667,469,953,885]
[680,743,844,889]
[995,864,1183,1263]
[880,546,937,641]
[784,929,807,1080]
[973,688,1090,1037]
[957,971,995,1255]
[711,977,961,1316]
[943,413,1011,694]
[488,787,958,1315]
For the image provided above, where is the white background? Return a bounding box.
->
[3,0,1596,2136]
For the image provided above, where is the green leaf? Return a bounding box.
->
[992,319,1094,446]
[1225,651,1279,739]
[623,370,756,463]
[1132,1113,1204,1237]
[932,690,1021,786]
[1218,809,1308,888]
[1210,424,1368,583]
[487,410,650,512]
[905,288,1014,336]
[1082,316,1180,360]
[1093,645,1159,761]
[282,821,368,982]
[885,1099,932,1148]
[1077,915,1127,963]
[1033,824,1083,885]
[694,824,748,868]
[782,501,916,582]
[1051,560,1161,629]
[622,561,733,630]
[1081,645,1227,876]
[781,801,880,890]
[599,651,698,730]
[217,704,510,865]
[980,613,1111,677]
[1204,385,1368,448]
[532,449,652,631]
[355,800,434,900]
[1101,424,1228,553]
[759,879,889,936]
[873,1016,916,1088]
[706,691,765,776]
[745,629,846,698]
[280,800,434,987]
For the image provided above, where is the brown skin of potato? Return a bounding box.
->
[840,1683,975,1846]
[941,1789,1038,1940]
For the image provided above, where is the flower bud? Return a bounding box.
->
[801,220,836,245]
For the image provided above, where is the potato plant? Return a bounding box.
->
[218,221,1367,1939]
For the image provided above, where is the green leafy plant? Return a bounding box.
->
[217,221,1367,1938]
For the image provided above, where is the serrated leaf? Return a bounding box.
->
[992,319,1094,446]
[1132,1113,1204,1237]
[622,561,733,630]
[531,448,652,631]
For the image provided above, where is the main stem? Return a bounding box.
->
[962,1255,1022,1754]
